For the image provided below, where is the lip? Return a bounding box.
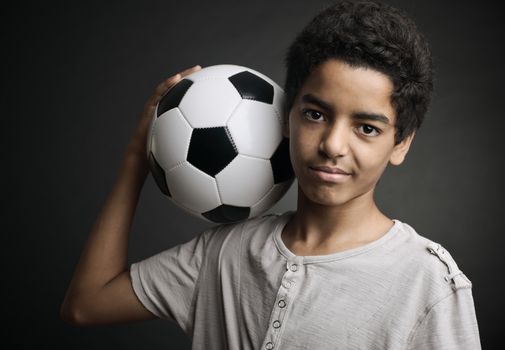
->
[308,165,353,183]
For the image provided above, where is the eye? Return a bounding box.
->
[358,124,380,137]
[302,109,324,122]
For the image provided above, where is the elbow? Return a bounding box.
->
[60,298,89,326]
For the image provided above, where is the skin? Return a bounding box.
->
[60,65,202,325]
[281,58,415,256]
[60,59,415,325]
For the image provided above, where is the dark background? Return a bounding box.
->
[6,0,503,348]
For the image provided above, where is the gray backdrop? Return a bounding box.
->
[6,0,503,348]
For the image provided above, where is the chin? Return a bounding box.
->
[300,186,352,207]
[299,180,377,208]
[314,195,350,207]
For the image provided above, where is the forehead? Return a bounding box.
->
[298,59,396,122]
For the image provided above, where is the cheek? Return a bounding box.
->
[289,129,317,163]
[288,131,315,178]
[354,147,392,185]
[289,138,304,170]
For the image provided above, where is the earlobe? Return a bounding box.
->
[389,131,415,166]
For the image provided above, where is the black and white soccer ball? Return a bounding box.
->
[147,64,294,223]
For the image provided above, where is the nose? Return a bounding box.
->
[319,121,350,159]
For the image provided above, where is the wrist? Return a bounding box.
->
[119,152,149,179]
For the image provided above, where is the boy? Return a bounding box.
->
[61,1,482,349]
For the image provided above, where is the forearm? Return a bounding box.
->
[63,152,148,305]
[61,66,201,323]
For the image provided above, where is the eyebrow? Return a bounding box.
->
[301,93,391,125]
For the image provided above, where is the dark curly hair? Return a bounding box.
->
[284,0,434,144]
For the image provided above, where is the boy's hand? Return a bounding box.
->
[123,65,202,169]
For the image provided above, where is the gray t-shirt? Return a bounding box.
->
[130,212,481,349]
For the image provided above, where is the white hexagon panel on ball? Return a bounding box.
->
[179,78,242,128]
[227,99,283,159]
[150,108,193,171]
[183,64,247,82]
[165,161,221,214]
[215,155,274,207]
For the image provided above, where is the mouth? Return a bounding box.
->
[310,165,352,175]
[308,165,353,183]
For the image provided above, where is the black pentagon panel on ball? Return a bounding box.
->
[187,127,238,177]
[228,71,274,104]
[270,137,294,184]
[148,151,171,197]
[202,204,250,223]
[156,79,194,118]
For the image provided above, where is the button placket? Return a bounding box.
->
[263,295,288,348]
[282,279,293,289]
[261,257,304,350]
[286,258,301,273]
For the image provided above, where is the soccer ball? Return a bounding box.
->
[147,64,294,223]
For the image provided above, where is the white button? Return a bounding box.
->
[273,320,281,328]
[278,300,286,308]
[290,264,298,272]
[283,280,293,289]
[265,342,274,349]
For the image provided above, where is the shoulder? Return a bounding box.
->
[398,223,481,349]
[201,211,292,250]
[392,220,473,294]
[209,211,291,237]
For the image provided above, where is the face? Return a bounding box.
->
[284,59,415,207]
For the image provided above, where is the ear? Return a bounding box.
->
[389,131,415,166]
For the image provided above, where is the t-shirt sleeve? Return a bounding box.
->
[407,288,482,349]
[129,228,213,333]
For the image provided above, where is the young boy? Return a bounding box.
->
[61,1,481,349]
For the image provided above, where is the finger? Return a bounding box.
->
[157,65,200,94]
[158,73,182,94]
[179,64,202,78]
[147,65,202,108]
[147,73,182,106]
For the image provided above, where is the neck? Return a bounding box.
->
[284,185,393,252]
